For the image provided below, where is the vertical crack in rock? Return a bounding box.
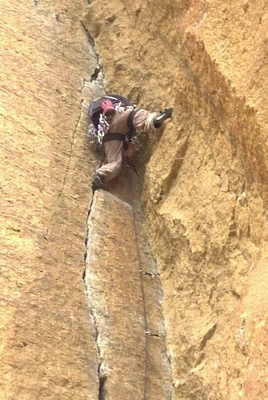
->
[79,18,109,397]
[83,188,174,399]
[78,13,173,391]
[80,20,95,47]
[80,20,103,83]
[59,98,86,198]
[59,19,101,199]
[83,192,107,400]
[90,67,101,82]
[98,362,107,400]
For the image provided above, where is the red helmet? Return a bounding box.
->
[101,99,115,115]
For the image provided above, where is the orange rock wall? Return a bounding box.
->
[84,0,268,398]
[2,0,268,399]
[0,1,100,398]
[85,189,172,399]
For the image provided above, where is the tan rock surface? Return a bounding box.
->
[0,1,100,398]
[83,1,268,399]
[2,0,268,399]
[1,0,173,398]
[85,189,172,399]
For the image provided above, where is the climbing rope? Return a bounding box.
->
[92,154,149,398]
[130,193,149,400]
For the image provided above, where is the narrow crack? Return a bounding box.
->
[80,20,103,82]
[80,78,89,93]
[58,98,85,198]
[80,20,96,48]
[80,17,107,395]
[59,14,102,200]
[98,363,107,400]
[145,330,165,338]
[91,67,101,82]
[83,192,107,400]
[141,271,160,278]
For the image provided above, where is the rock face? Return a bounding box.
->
[85,189,171,399]
[2,0,268,399]
[0,0,100,398]
[83,1,268,399]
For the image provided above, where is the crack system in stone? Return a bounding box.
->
[83,193,107,400]
[91,67,101,82]
[98,362,107,400]
[80,20,103,83]
[58,98,86,198]
[80,17,108,397]
[59,16,104,199]
[83,189,175,399]
[78,15,174,394]
[80,20,95,47]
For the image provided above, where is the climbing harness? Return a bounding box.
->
[87,94,138,146]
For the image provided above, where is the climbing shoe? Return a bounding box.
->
[92,172,106,190]
[153,108,173,128]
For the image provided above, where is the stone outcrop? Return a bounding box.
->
[2,0,268,399]
[85,189,171,399]
[0,0,100,398]
[83,1,268,399]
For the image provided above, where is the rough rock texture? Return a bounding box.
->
[85,189,171,399]
[2,0,268,399]
[1,1,172,398]
[0,1,101,398]
[83,1,268,399]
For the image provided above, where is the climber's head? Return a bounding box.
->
[101,99,116,117]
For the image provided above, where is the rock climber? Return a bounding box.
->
[91,97,173,190]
